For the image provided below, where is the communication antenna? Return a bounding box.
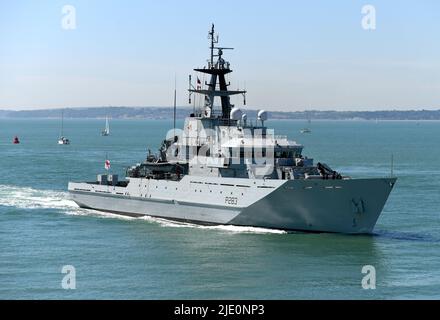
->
[189,24,247,119]
[208,24,218,67]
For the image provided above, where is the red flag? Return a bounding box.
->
[105,159,111,170]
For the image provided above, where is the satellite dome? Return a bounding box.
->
[230,107,243,120]
[258,110,268,121]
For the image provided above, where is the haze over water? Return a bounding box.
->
[0,119,439,299]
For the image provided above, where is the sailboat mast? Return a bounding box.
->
[173,76,177,138]
[60,110,64,136]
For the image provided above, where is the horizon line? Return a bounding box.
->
[2,106,440,113]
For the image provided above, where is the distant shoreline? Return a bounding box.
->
[1,106,440,121]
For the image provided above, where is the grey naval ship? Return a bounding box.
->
[68,25,396,234]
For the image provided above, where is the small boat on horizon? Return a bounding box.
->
[58,136,70,145]
[101,116,110,136]
[300,128,311,134]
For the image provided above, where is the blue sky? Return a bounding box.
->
[0,0,439,111]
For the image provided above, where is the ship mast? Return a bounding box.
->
[173,75,177,139]
[189,24,246,120]
[209,23,216,68]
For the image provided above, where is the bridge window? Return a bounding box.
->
[275,150,295,158]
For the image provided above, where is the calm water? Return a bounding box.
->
[0,118,439,299]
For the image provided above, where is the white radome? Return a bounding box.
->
[230,107,243,120]
[257,110,268,121]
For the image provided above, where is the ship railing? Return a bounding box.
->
[206,61,230,70]
[183,137,211,146]
[216,118,237,126]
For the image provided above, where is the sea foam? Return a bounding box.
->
[0,184,285,234]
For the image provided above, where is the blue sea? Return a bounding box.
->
[0,118,439,299]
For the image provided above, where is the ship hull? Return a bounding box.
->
[230,178,396,233]
[68,176,396,234]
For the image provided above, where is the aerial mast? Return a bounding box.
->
[188,24,247,120]
[173,75,177,139]
[60,109,64,137]
[208,23,217,68]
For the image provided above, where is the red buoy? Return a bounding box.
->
[13,136,20,144]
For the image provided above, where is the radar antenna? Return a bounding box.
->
[208,24,218,68]
[189,24,247,120]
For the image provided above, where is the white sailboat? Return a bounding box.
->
[101,116,110,136]
[300,111,312,134]
[58,110,70,145]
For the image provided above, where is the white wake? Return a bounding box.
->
[0,184,76,210]
[0,184,286,234]
[138,216,286,234]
